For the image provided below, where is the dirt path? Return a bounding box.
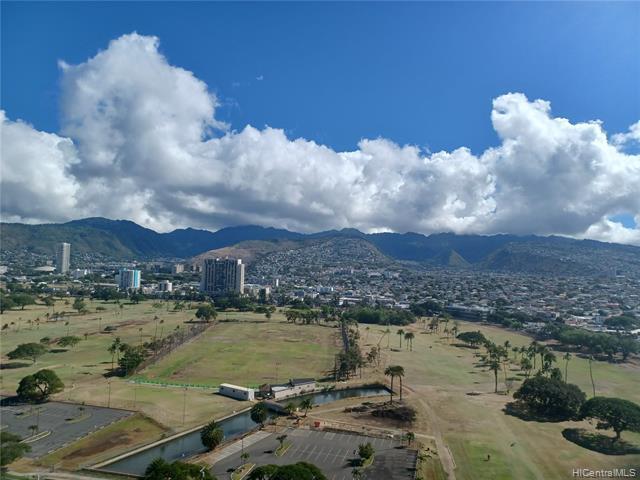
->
[407,385,456,480]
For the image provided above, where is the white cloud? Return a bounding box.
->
[2,33,639,246]
[0,111,81,223]
[612,120,640,147]
[580,217,640,246]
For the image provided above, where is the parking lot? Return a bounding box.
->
[211,428,417,480]
[0,398,131,457]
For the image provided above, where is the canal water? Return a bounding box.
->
[98,386,388,476]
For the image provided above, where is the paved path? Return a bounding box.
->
[203,430,272,465]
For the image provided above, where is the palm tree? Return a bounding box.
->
[385,365,405,403]
[588,354,596,397]
[285,402,296,416]
[108,337,122,371]
[276,434,288,450]
[404,332,415,351]
[384,366,396,404]
[563,352,572,382]
[451,323,459,340]
[520,357,533,378]
[395,365,405,401]
[397,329,404,349]
[159,319,165,341]
[240,451,250,465]
[528,342,538,370]
[405,431,415,446]
[488,358,500,393]
[299,398,313,417]
[153,315,160,340]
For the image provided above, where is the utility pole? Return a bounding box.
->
[182,387,187,426]
[133,383,138,409]
[107,380,112,408]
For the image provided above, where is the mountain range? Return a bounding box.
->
[2,217,640,276]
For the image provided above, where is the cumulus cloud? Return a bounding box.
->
[1,112,81,223]
[1,33,639,245]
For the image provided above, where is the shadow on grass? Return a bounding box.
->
[0,362,31,370]
[452,343,480,350]
[503,402,567,423]
[562,428,640,455]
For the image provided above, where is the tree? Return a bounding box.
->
[12,293,35,310]
[72,297,87,314]
[456,331,486,348]
[7,343,47,364]
[43,296,56,308]
[130,292,144,304]
[299,398,313,417]
[513,376,586,420]
[0,294,15,314]
[581,397,640,443]
[404,332,415,351]
[397,329,404,349]
[385,365,405,403]
[520,357,533,378]
[200,420,224,450]
[276,434,288,450]
[284,402,296,416]
[488,358,501,393]
[195,305,217,323]
[395,365,405,401]
[563,352,572,382]
[57,336,81,349]
[144,458,172,479]
[405,431,415,446]
[588,355,596,397]
[248,462,327,480]
[358,442,374,465]
[0,432,31,467]
[250,402,268,426]
[108,337,123,371]
[144,458,217,480]
[118,344,147,375]
[17,369,64,403]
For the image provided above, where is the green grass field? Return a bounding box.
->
[141,319,340,387]
[0,299,193,393]
[0,300,340,430]
[363,320,640,480]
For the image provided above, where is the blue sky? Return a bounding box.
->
[3,1,639,154]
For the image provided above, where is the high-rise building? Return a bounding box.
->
[172,263,184,274]
[117,268,141,291]
[56,242,71,274]
[158,280,173,292]
[200,258,245,296]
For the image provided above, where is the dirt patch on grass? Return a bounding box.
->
[62,432,132,460]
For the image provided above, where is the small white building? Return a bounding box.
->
[218,383,255,401]
[270,378,316,400]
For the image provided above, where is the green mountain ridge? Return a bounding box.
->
[2,218,639,277]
